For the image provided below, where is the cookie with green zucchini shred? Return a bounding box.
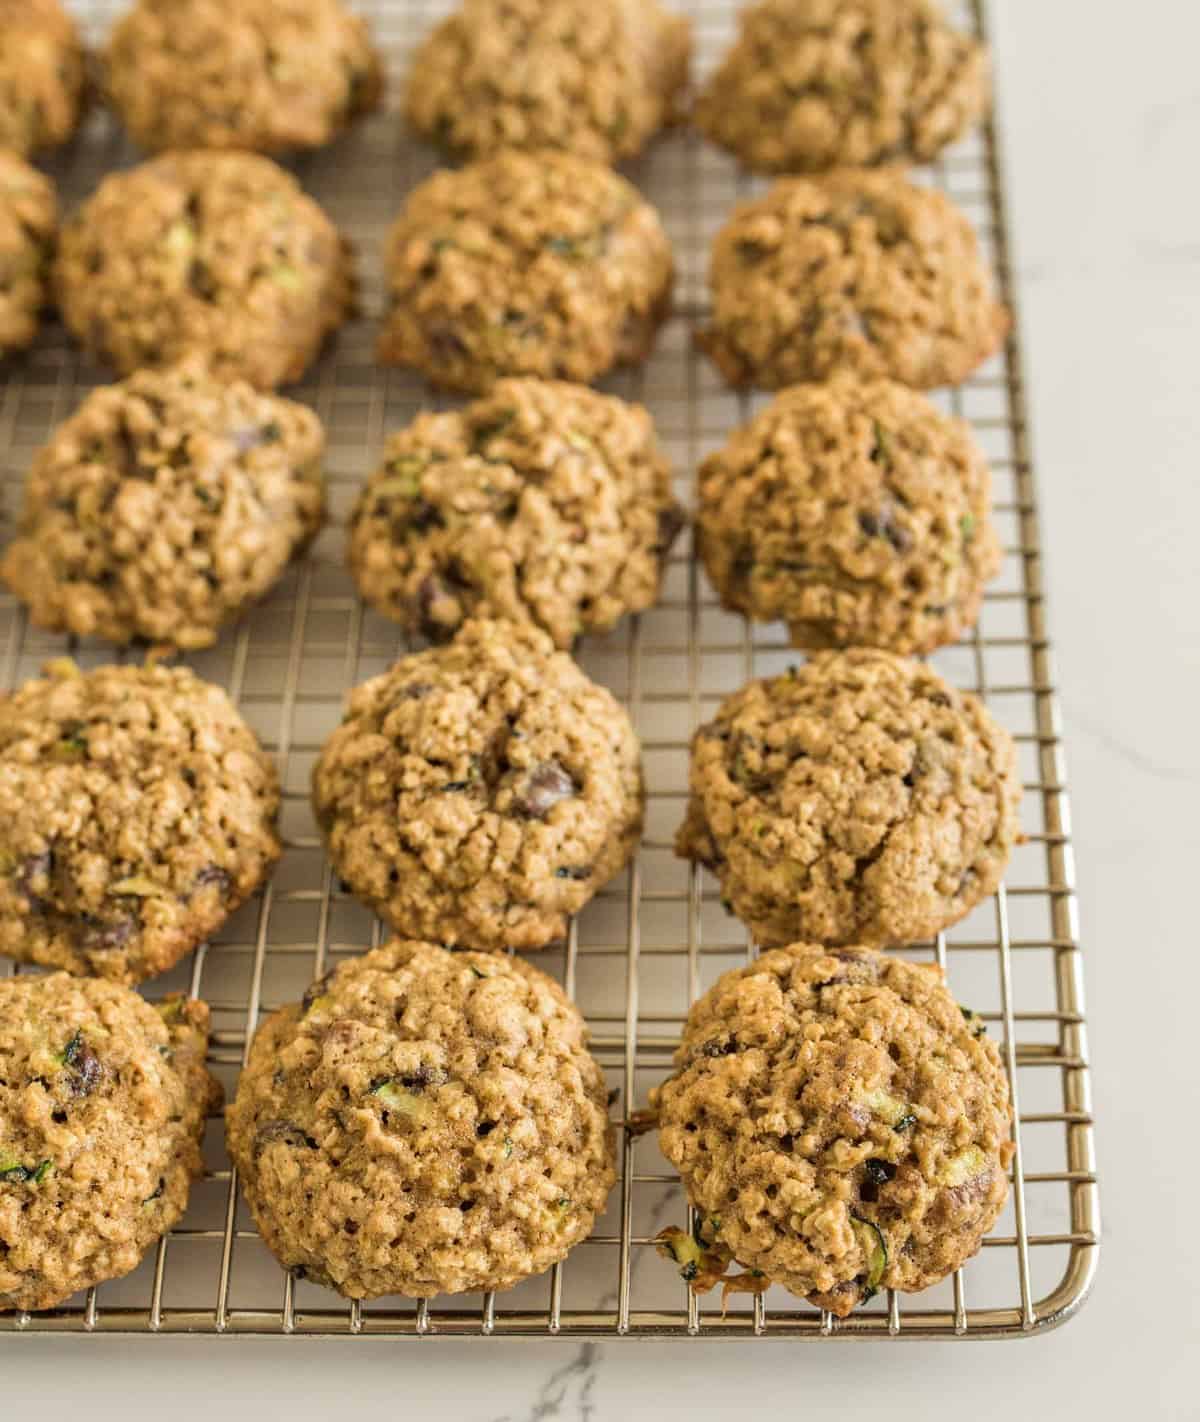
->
[696,376,1002,655]
[0,659,281,984]
[54,150,354,390]
[227,939,615,1299]
[377,150,673,393]
[348,377,683,650]
[0,0,86,159]
[313,617,644,952]
[105,0,383,156]
[676,649,1021,947]
[652,943,1013,1316]
[0,973,219,1312]
[0,151,57,359]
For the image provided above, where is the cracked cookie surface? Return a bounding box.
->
[0,974,219,1311]
[377,151,673,393]
[2,359,326,651]
[313,619,644,951]
[106,0,382,155]
[700,169,1007,391]
[54,151,353,390]
[0,659,281,984]
[0,151,56,359]
[348,378,683,650]
[0,0,85,158]
[227,938,615,1298]
[696,376,1001,654]
[405,0,690,165]
[653,943,1013,1316]
[676,649,1020,947]
[696,0,988,174]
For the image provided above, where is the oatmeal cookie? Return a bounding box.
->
[0,659,281,984]
[0,974,219,1312]
[313,619,643,951]
[348,378,683,650]
[106,0,383,155]
[405,0,690,165]
[696,376,1001,654]
[0,152,56,359]
[652,943,1013,1316]
[676,649,1021,946]
[2,359,326,651]
[377,151,673,393]
[700,170,1008,390]
[54,151,354,390]
[227,939,615,1298]
[0,0,85,159]
[696,0,988,174]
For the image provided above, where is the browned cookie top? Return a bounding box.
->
[0,0,85,158]
[0,150,56,358]
[653,944,1013,1316]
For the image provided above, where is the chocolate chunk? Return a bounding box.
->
[194,864,233,897]
[255,1120,317,1153]
[301,972,334,1014]
[416,574,463,643]
[77,915,135,952]
[399,1063,448,1090]
[514,761,577,819]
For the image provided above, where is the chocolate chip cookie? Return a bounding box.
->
[676,650,1021,947]
[0,974,219,1312]
[227,939,615,1298]
[700,170,1008,390]
[0,659,281,984]
[106,0,383,155]
[348,377,683,650]
[377,151,673,393]
[54,151,354,390]
[652,943,1013,1316]
[0,151,56,359]
[405,0,690,165]
[696,376,1001,654]
[313,619,644,951]
[696,0,989,174]
[2,358,326,650]
[0,0,86,158]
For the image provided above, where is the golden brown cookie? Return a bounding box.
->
[0,151,56,359]
[0,0,85,159]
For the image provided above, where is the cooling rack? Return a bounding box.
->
[0,0,1098,1340]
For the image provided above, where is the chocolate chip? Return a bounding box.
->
[514,761,577,819]
[416,574,463,643]
[301,972,333,1014]
[194,864,232,897]
[188,258,218,301]
[66,1041,102,1098]
[18,850,51,904]
[701,1036,739,1058]
[655,504,686,557]
[554,865,591,880]
[400,682,432,701]
[255,1120,317,1153]
[77,916,134,952]
[858,507,913,554]
[399,1064,448,1090]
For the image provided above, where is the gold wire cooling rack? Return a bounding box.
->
[0,0,1099,1340]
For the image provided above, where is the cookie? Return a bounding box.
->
[0,152,56,359]
[313,619,644,952]
[0,0,85,158]
[377,151,673,393]
[700,170,1008,390]
[348,378,683,650]
[696,376,1002,654]
[652,944,1013,1316]
[0,974,219,1312]
[405,0,690,165]
[227,939,615,1298]
[106,0,383,155]
[676,650,1021,947]
[696,0,988,174]
[2,359,326,651]
[0,659,281,984]
[54,151,354,390]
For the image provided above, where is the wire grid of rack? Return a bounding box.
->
[0,0,1098,1341]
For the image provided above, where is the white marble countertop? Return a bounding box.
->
[9,0,1197,1414]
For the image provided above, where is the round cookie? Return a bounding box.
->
[652,944,1013,1316]
[696,376,1002,654]
[227,939,615,1298]
[405,0,690,165]
[377,151,673,393]
[696,0,989,175]
[676,649,1021,947]
[699,170,1008,391]
[349,378,684,650]
[2,359,326,651]
[0,659,281,984]
[54,151,354,390]
[313,619,644,952]
[0,0,85,159]
[106,0,383,155]
[0,974,219,1312]
[0,152,56,359]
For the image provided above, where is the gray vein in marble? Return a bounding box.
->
[1065,704,1200,782]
